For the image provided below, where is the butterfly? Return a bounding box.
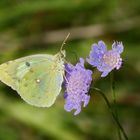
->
[0,33,70,107]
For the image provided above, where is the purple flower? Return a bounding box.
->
[64,58,92,115]
[87,41,124,77]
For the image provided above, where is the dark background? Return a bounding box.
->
[0,0,140,140]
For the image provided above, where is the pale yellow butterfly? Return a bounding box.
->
[0,33,70,107]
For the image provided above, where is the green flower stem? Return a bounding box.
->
[110,72,122,140]
[91,87,128,140]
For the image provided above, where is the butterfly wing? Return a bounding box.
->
[0,54,64,107]
[0,54,53,90]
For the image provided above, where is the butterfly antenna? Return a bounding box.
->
[60,33,70,51]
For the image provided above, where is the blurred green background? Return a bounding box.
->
[0,0,140,140]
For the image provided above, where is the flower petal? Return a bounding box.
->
[98,41,107,53]
[112,41,124,54]
[101,71,109,77]
[83,94,90,107]
[87,51,103,67]
[91,41,106,55]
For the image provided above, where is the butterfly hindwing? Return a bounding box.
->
[0,54,64,107]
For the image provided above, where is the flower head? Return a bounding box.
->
[87,41,124,77]
[64,58,92,115]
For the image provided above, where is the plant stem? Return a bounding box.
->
[91,87,128,140]
[110,72,122,140]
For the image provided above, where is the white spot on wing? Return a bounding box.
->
[36,79,41,83]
